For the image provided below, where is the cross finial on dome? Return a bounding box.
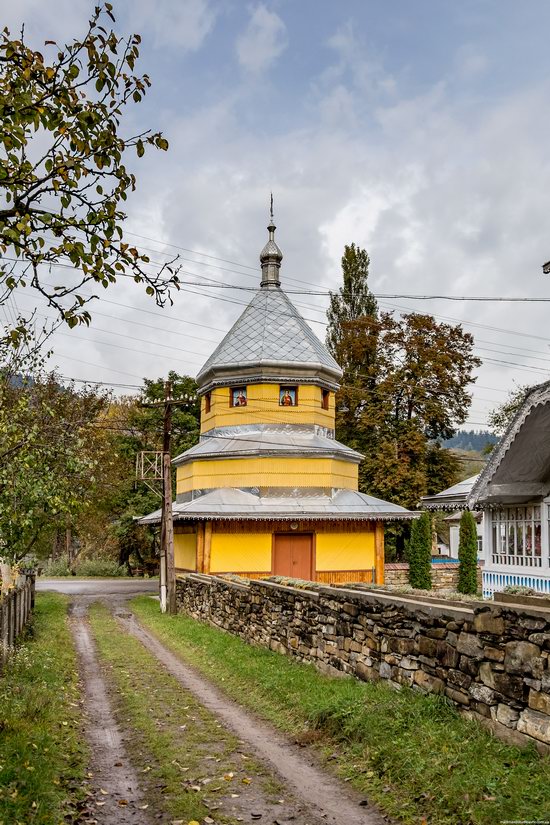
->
[260,195,283,288]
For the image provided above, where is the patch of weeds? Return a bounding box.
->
[0,593,87,824]
[131,595,550,825]
[88,603,281,824]
[502,585,546,597]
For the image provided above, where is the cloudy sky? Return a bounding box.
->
[5,0,550,430]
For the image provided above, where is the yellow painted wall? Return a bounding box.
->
[201,383,335,433]
[316,531,375,571]
[176,456,358,495]
[174,532,197,570]
[210,531,272,573]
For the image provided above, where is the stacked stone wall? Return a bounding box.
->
[176,574,550,752]
[384,562,482,592]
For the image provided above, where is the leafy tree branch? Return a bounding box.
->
[0,3,180,346]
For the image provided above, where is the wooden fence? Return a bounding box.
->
[0,573,35,664]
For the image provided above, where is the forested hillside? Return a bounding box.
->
[443,429,498,452]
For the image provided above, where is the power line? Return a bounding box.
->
[377,299,550,347]
[41,289,550,382]
[145,281,550,302]
[11,256,550,380]
[50,327,205,366]
[53,352,148,381]
[57,375,142,389]
[13,254,550,310]
[121,230,261,273]
[7,255,550,391]
[18,288,549,395]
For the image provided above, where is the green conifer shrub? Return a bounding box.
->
[407,512,432,590]
[458,511,479,594]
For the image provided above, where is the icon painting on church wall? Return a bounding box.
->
[231,386,247,407]
[279,386,297,406]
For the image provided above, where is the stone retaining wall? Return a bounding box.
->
[176,574,550,752]
[385,562,482,592]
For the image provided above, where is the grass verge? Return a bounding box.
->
[131,595,550,825]
[0,593,87,825]
[88,603,282,824]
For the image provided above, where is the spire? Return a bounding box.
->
[260,193,283,288]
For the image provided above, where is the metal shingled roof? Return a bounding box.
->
[138,487,415,524]
[172,429,363,465]
[196,287,342,386]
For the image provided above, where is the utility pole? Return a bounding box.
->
[137,381,197,615]
[137,381,175,614]
[161,381,176,615]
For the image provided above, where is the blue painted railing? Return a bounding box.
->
[482,570,550,598]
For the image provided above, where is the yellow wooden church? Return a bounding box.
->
[141,214,414,584]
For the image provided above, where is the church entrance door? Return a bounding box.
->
[272,533,314,580]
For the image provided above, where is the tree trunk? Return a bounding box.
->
[66,526,72,566]
[52,529,59,560]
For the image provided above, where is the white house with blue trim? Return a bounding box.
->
[467,381,550,598]
[421,475,483,558]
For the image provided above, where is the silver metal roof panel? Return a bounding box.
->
[421,474,480,511]
[138,487,415,524]
[172,428,363,465]
[196,287,342,390]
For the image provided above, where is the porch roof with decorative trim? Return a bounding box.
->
[468,380,550,509]
[138,487,416,525]
[420,475,480,512]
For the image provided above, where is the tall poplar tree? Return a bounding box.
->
[326,243,481,559]
[326,244,379,451]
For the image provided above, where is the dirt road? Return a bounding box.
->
[37,577,158,596]
[64,586,389,825]
[71,600,151,825]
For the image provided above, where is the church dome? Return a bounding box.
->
[195,216,342,393]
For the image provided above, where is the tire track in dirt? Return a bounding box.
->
[70,602,151,825]
[118,609,391,825]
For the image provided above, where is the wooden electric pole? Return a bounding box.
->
[137,381,176,614]
[161,381,176,615]
[137,382,197,614]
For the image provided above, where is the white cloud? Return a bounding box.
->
[455,44,490,80]
[3,0,90,45]
[131,0,216,51]
[8,1,550,427]
[4,0,216,54]
[236,4,288,74]
[322,20,397,102]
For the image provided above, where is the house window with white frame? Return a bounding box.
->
[476,535,483,556]
[491,505,542,567]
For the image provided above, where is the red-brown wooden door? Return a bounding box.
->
[273,533,313,580]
